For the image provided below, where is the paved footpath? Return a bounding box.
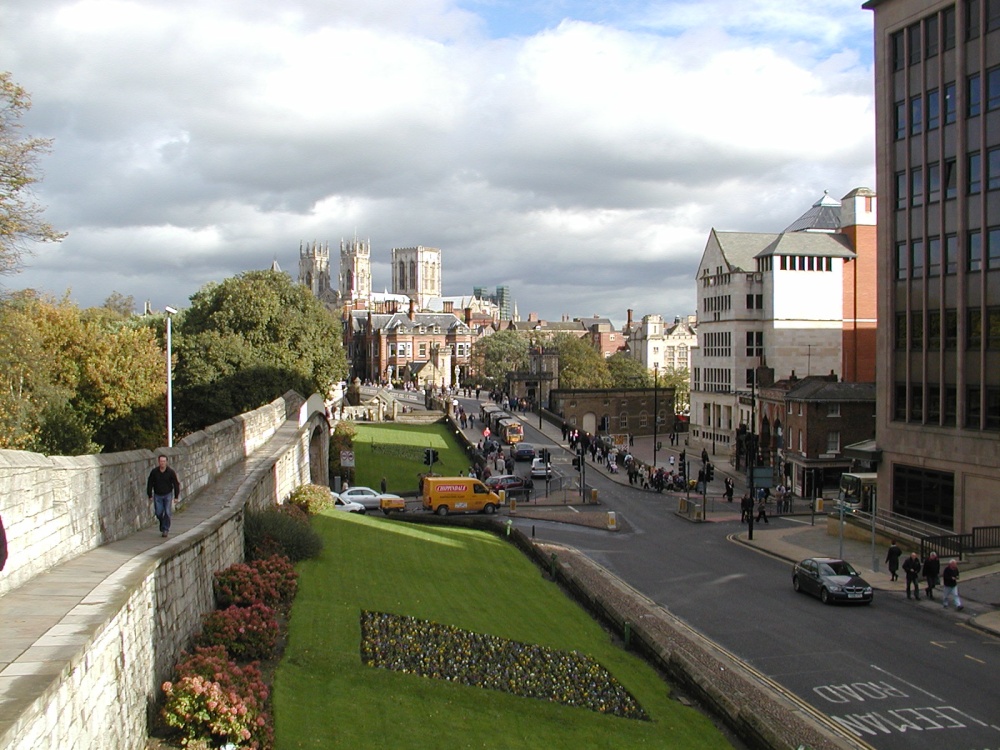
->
[466,398,1000,641]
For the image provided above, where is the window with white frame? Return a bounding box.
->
[826,431,841,453]
[619,413,628,429]
[828,403,841,417]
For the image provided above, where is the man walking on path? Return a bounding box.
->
[147,455,181,538]
[941,559,964,610]
[923,551,940,600]
[902,552,922,599]
[886,541,902,581]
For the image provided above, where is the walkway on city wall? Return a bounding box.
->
[0,392,329,750]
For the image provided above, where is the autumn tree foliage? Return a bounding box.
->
[0,72,65,275]
[0,291,165,454]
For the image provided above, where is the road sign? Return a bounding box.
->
[340,450,355,468]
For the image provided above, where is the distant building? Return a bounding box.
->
[298,237,373,308]
[689,188,878,461]
[550,386,676,438]
[623,310,698,372]
[473,285,513,320]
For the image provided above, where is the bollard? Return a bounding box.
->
[607,511,617,530]
[510,497,517,513]
[591,488,598,504]
[505,519,512,537]
[531,524,535,538]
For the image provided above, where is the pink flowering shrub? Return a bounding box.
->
[197,603,280,661]
[214,555,298,609]
[162,645,273,749]
[287,483,334,515]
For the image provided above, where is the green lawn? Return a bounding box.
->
[350,422,472,495]
[272,512,733,749]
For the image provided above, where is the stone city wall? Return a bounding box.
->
[0,392,322,750]
[0,392,303,598]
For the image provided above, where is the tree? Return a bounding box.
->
[1,72,65,275]
[0,291,165,454]
[551,333,612,389]
[470,330,529,388]
[174,270,348,432]
[659,367,691,414]
[606,354,652,388]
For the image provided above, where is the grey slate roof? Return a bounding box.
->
[350,310,470,333]
[713,231,780,273]
[787,380,876,402]
[784,191,842,233]
[755,231,856,260]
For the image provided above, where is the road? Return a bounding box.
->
[466,401,1000,750]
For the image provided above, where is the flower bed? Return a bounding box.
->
[360,610,648,720]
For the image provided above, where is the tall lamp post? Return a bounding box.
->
[165,306,178,447]
[652,363,659,470]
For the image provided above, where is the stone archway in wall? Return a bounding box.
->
[581,412,597,435]
[309,423,329,486]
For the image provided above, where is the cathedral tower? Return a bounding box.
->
[340,236,372,304]
[391,246,442,310]
[298,241,331,298]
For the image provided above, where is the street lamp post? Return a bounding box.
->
[164,306,178,447]
[652,363,659,470]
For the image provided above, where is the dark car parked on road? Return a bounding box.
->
[792,558,873,605]
[512,443,536,461]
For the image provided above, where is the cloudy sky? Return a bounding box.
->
[1,0,875,325]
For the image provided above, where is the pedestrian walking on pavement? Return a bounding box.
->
[740,494,753,523]
[902,552,922,599]
[146,455,181,538]
[941,559,964,610]
[724,477,734,503]
[755,497,769,524]
[886,541,902,581]
[922,551,940,600]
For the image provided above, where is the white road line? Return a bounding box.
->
[868,664,944,702]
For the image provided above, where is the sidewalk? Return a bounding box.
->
[474,401,1000,640]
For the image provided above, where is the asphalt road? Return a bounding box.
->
[478,407,1000,750]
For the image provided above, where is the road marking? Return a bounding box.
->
[964,654,986,664]
[868,664,943,701]
[930,640,956,649]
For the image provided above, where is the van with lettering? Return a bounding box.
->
[422,477,504,516]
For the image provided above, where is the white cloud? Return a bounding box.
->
[1,0,874,325]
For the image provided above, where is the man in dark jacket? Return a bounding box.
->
[902,552,922,599]
[885,541,902,581]
[147,455,181,538]
[941,559,963,610]
[922,551,941,599]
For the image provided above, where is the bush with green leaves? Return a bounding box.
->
[287,483,335,515]
[244,507,323,562]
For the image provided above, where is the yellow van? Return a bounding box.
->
[422,477,504,516]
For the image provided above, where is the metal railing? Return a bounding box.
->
[921,525,1000,561]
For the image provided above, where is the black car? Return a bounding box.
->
[512,443,536,461]
[792,558,873,605]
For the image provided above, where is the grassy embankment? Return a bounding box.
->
[274,422,733,748]
[272,512,733,748]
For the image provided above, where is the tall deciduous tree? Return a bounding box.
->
[551,333,612,389]
[606,353,652,388]
[0,72,65,275]
[174,270,348,432]
[470,330,529,387]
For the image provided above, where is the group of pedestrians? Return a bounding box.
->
[887,542,963,609]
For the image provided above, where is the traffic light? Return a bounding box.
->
[572,456,581,469]
[678,460,686,479]
[424,448,439,466]
[706,463,715,482]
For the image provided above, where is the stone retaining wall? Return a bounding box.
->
[0,392,303,598]
[0,393,324,750]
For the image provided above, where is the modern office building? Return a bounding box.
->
[864,0,1000,531]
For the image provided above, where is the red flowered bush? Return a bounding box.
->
[197,603,280,661]
[214,555,298,609]
[162,645,273,749]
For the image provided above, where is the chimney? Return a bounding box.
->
[408,299,415,321]
[626,309,633,329]
[443,301,453,313]
[528,312,538,322]
[465,307,473,325]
